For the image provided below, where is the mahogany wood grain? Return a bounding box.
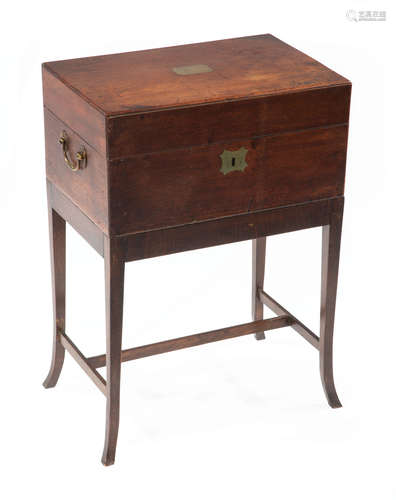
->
[43,35,349,116]
[109,125,347,235]
[43,35,350,237]
[42,67,106,155]
[102,236,125,466]
[43,192,66,388]
[258,290,320,349]
[121,197,343,262]
[44,109,108,232]
[107,86,350,159]
[88,316,292,369]
[252,238,267,340]
[48,181,104,255]
[320,207,344,408]
[42,35,350,465]
[60,332,106,395]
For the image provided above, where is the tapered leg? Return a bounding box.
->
[43,203,66,388]
[319,208,343,408]
[252,237,266,340]
[102,237,125,466]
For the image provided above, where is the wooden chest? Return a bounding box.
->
[42,35,351,465]
[43,34,351,237]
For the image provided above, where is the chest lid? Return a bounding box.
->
[43,34,349,117]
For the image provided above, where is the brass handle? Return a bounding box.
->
[58,131,87,171]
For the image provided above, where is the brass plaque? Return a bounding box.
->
[172,64,213,75]
[219,147,248,175]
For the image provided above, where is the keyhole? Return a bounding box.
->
[231,157,235,167]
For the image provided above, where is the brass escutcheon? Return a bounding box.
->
[219,147,248,175]
[58,131,87,171]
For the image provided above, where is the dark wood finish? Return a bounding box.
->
[42,35,350,465]
[43,34,350,237]
[122,197,343,262]
[107,86,350,159]
[48,181,104,256]
[259,290,320,349]
[42,67,106,155]
[43,35,349,116]
[252,238,267,340]
[60,332,106,395]
[102,236,125,466]
[43,192,66,388]
[320,208,344,408]
[108,125,347,235]
[88,316,292,369]
[44,109,108,233]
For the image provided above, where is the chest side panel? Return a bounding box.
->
[42,67,107,156]
[44,108,108,233]
[108,124,348,235]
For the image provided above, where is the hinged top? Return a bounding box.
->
[43,34,349,117]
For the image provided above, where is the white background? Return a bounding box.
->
[1,0,394,498]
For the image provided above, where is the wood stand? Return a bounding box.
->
[44,181,344,465]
